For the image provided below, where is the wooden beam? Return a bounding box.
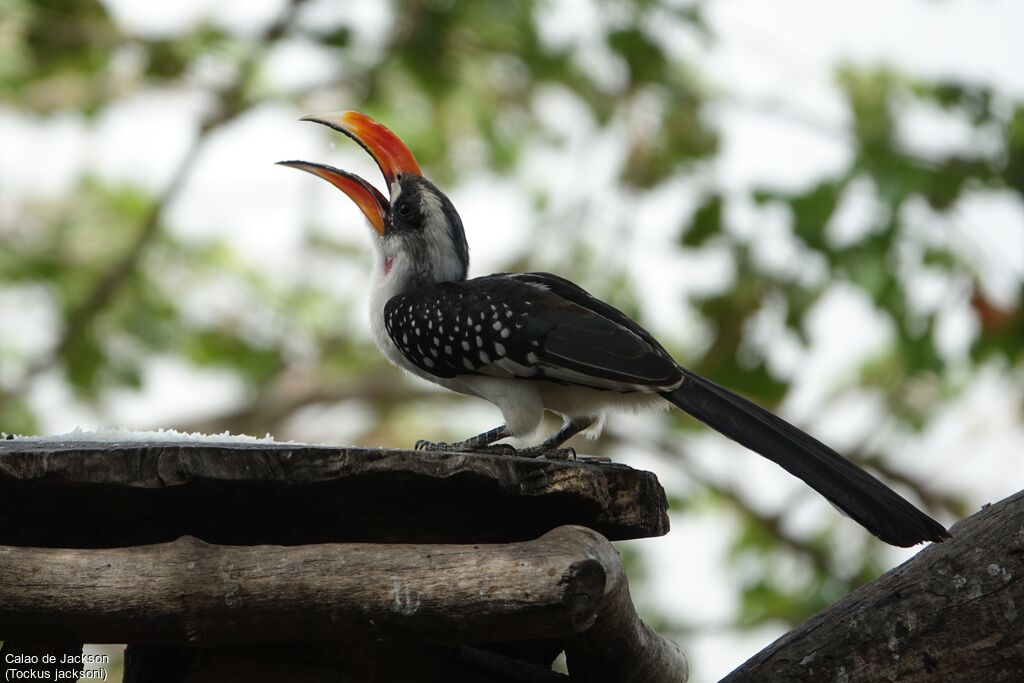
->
[0,525,686,681]
[0,442,668,547]
[723,490,1024,682]
[0,526,600,644]
[564,527,689,683]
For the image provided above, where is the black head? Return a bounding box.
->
[277,111,469,284]
[386,174,469,281]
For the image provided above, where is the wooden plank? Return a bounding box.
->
[0,442,669,547]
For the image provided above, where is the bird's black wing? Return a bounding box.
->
[505,272,674,356]
[383,274,682,391]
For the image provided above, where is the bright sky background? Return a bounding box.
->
[2,1,1023,681]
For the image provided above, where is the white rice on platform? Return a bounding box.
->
[8,427,305,445]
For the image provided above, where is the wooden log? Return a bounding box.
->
[722,490,1024,682]
[563,527,689,683]
[0,442,668,547]
[0,527,603,644]
[0,526,687,681]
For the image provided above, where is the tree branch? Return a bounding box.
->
[0,0,310,408]
[722,489,1024,682]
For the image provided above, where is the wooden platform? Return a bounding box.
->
[0,441,669,548]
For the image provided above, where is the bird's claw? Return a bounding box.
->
[478,443,518,456]
[414,440,588,461]
[414,440,517,456]
[515,446,577,460]
[415,439,452,452]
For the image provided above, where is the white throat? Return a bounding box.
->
[368,247,432,380]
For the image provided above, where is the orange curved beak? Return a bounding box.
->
[278,111,422,235]
[276,160,389,235]
[298,111,422,189]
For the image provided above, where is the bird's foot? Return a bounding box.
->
[516,446,577,460]
[473,443,518,456]
[575,454,613,463]
[414,439,517,456]
[415,439,607,462]
[414,439,452,452]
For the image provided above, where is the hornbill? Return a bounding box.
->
[279,111,949,548]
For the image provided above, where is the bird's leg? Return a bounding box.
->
[414,425,514,454]
[516,417,599,460]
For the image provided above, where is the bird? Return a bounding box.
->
[278,111,950,548]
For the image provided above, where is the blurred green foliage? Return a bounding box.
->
[1,0,1021,671]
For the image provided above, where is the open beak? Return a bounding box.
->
[277,111,423,236]
[276,160,389,235]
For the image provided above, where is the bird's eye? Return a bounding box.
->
[396,199,413,219]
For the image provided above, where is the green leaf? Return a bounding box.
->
[64,333,106,396]
[789,180,843,251]
[681,194,722,247]
[607,27,667,85]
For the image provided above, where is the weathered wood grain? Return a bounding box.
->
[563,527,689,683]
[0,525,687,681]
[722,490,1024,682]
[0,526,604,644]
[0,441,668,547]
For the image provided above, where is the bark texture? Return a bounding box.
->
[0,527,602,644]
[723,490,1024,682]
[0,525,686,682]
[0,441,668,547]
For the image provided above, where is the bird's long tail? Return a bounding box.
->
[663,372,949,547]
